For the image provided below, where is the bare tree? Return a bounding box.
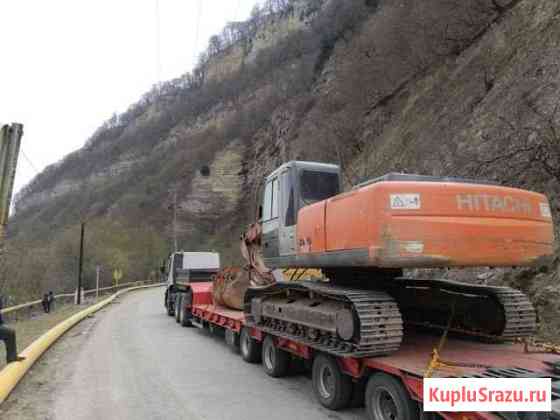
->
[473,97,560,185]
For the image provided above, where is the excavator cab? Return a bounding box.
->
[259,161,341,262]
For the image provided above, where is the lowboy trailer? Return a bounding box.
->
[170,279,560,420]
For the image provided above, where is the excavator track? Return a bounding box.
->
[243,275,536,359]
[244,282,403,358]
[489,288,537,339]
[378,278,537,341]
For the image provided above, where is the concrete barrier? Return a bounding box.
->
[0,283,164,404]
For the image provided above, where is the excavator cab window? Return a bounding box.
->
[262,177,280,221]
[271,178,279,219]
[299,170,340,206]
[262,182,272,220]
[281,171,295,226]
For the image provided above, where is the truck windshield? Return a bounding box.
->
[300,170,339,205]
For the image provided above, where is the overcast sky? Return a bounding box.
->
[0,0,262,195]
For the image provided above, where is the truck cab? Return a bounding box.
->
[164,251,220,316]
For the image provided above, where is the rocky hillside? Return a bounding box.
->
[4,0,559,322]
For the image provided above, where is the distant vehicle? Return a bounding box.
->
[163,251,220,322]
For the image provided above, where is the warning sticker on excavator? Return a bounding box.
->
[390,194,421,210]
[540,202,552,218]
[401,241,424,253]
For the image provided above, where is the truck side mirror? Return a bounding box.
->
[258,205,263,221]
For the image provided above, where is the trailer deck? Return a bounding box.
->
[184,282,560,419]
[191,292,560,376]
[370,333,560,378]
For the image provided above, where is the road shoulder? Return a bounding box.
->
[0,306,110,420]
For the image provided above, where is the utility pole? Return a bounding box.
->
[0,124,23,271]
[173,188,178,252]
[77,222,85,305]
[168,187,180,252]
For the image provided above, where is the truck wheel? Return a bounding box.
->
[165,291,174,316]
[365,373,418,420]
[180,303,192,327]
[262,335,290,378]
[175,294,182,323]
[225,329,240,352]
[180,292,193,327]
[312,354,352,410]
[240,327,261,364]
[350,380,366,408]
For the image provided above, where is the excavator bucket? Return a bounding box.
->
[212,267,251,310]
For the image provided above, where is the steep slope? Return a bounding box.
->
[5,0,558,327]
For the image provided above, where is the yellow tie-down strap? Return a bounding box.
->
[282,268,323,281]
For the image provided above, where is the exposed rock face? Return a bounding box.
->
[178,139,244,236]
[17,179,81,211]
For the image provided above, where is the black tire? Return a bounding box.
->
[312,354,353,410]
[350,380,366,408]
[225,329,240,352]
[165,291,174,316]
[209,324,224,337]
[262,335,290,378]
[174,294,182,323]
[240,327,261,364]
[365,373,419,420]
[180,291,193,327]
[418,411,441,420]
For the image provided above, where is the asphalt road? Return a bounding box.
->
[53,288,365,420]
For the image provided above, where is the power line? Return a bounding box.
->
[20,149,39,174]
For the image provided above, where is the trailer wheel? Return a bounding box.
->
[262,335,290,378]
[312,354,352,410]
[350,380,366,408]
[240,327,261,364]
[225,329,240,352]
[174,294,182,323]
[365,373,418,420]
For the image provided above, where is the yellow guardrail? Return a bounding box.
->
[0,281,146,315]
[0,282,165,404]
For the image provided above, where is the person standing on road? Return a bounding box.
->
[47,291,55,312]
[42,293,49,313]
[0,295,25,363]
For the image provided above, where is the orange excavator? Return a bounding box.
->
[224,161,555,358]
